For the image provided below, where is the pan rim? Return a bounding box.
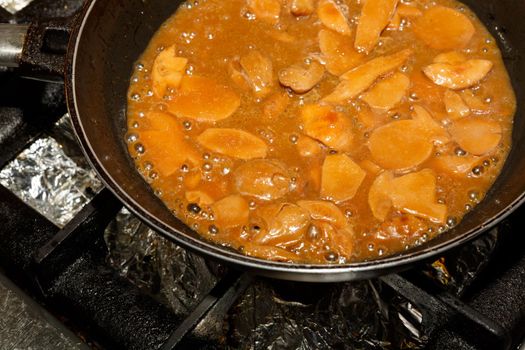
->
[65,0,525,282]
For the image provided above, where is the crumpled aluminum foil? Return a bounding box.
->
[102,206,498,349]
[0,0,34,14]
[102,210,425,349]
[219,232,500,349]
[227,279,426,350]
[0,116,103,228]
[104,207,222,317]
[223,231,498,350]
[421,228,499,297]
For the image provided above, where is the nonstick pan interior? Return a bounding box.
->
[67,0,525,282]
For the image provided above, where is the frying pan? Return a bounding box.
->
[0,0,524,282]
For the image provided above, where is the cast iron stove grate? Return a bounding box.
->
[0,1,524,349]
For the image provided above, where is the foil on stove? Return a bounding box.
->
[421,228,499,296]
[106,212,498,349]
[0,0,34,14]
[0,116,103,227]
[218,233,499,349]
[227,279,426,349]
[104,208,221,316]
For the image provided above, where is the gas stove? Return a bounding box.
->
[0,1,524,349]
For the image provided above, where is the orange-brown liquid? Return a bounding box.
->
[126,0,516,264]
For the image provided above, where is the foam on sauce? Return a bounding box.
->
[126,0,516,264]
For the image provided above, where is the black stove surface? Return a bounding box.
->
[1,1,525,349]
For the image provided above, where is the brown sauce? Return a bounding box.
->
[126,0,516,264]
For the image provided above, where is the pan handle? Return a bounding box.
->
[0,19,72,82]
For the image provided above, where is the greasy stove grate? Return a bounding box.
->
[1,0,525,349]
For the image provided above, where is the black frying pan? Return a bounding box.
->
[1,0,524,282]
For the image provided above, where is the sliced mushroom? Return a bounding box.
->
[228,58,251,90]
[359,159,382,175]
[433,154,481,176]
[211,195,250,229]
[183,169,202,190]
[328,226,355,259]
[369,170,447,223]
[444,90,471,119]
[340,49,412,81]
[387,4,422,31]
[389,169,447,223]
[433,51,468,64]
[368,171,394,221]
[356,106,383,130]
[197,128,268,160]
[354,0,399,54]
[254,201,283,226]
[296,135,324,157]
[321,154,366,203]
[140,111,201,176]
[373,214,429,240]
[151,45,188,97]
[397,3,423,17]
[297,200,348,229]
[460,89,491,115]
[409,70,447,111]
[199,178,231,202]
[368,120,434,170]
[323,49,412,103]
[449,117,502,155]
[253,203,310,247]
[300,104,354,151]
[234,159,292,200]
[361,72,410,110]
[240,50,274,97]
[278,61,325,93]
[411,105,450,145]
[263,92,291,119]
[319,29,364,76]
[167,76,240,122]
[317,0,352,36]
[423,59,493,90]
[267,29,295,43]
[307,165,322,192]
[387,12,401,31]
[143,109,179,131]
[290,0,315,16]
[242,243,300,261]
[185,190,215,206]
[413,6,475,50]
[247,0,281,24]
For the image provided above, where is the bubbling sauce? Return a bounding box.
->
[126,0,516,264]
